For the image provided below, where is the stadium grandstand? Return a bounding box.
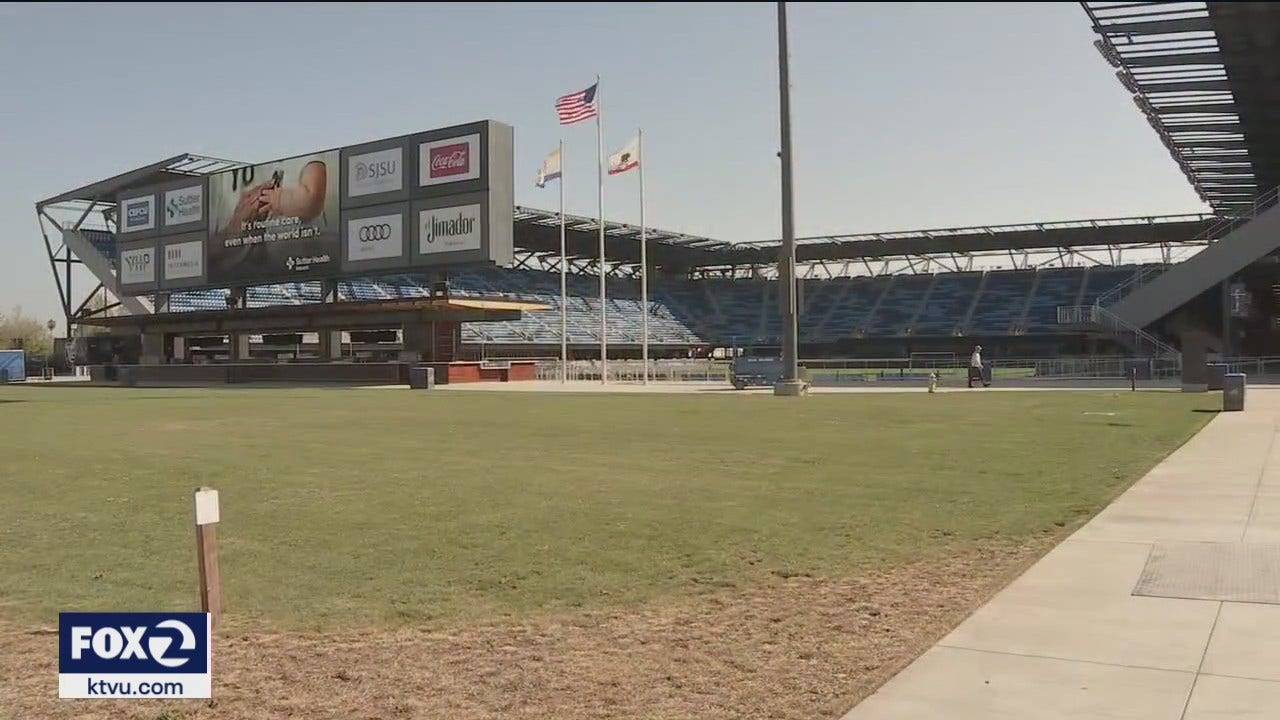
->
[32,1,1280,386]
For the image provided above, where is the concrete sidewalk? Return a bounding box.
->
[846,389,1280,720]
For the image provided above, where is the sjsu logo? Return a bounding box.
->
[59,613,210,675]
[355,159,397,181]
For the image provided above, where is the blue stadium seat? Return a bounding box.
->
[153,263,1163,346]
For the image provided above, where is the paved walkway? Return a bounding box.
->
[846,389,1280,719]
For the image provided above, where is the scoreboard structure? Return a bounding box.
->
[113,120,515,296]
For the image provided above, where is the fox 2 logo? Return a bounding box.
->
[59,613,210,676]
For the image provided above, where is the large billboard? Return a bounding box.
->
[114,119,513,296]
[206,151,340,285]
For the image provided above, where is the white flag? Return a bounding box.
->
[535,147,562,188]
[607,135,640,176]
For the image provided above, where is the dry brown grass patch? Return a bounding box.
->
[0,542,1044,720]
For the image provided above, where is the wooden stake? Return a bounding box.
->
[194,487,222,630]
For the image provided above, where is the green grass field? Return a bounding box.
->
[0,386,1216,631]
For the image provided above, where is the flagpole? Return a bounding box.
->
[639,128,648,385]
[596,75,608,384]
[559,140,568,384]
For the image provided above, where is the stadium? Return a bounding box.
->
[3,2,1280,719]
[23,4,1278,387]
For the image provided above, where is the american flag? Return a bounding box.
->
[556,83,599,125]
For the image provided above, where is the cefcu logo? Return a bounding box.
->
[58,613,211,699]
[123,197,155,232]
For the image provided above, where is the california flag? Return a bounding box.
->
[607,135,640,176]
[535,147,562,188]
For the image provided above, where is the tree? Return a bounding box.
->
[0,306,54,356]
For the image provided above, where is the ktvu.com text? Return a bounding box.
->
[58,612,212,700]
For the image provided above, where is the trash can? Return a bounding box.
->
[0,369,8,384]
[981,364,993,387]
[409,366,435,390]
[118,367,136,388]
[1207,363,1228,391]
[1223,373,1246,412]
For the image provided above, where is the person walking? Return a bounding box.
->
[968,345,983,389]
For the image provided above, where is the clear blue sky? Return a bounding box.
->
[0,2,1204,325]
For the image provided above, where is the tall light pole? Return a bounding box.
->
[774,0,805,397]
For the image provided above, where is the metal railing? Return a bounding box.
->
[1094,304,1179,359]
[1091,186,1280,311]
[1095,264,1168,308]
[1198,185,1280,246]
[528,354,1199,384]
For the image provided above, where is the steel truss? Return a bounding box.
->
[1082,1,1280,210]
[34,154,244,335]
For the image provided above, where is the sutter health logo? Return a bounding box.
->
[59,612,212,700]
[164,186,202,226]
[420,204,481,254]
[349,147,402,197]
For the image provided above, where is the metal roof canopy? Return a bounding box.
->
[1082,1,1280,211]
[36,154,245,209]
[715,213,1215,265]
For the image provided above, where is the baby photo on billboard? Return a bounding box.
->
[207,151,340,283]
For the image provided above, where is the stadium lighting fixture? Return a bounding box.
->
[1116,70,1141,95]
[1093,39,1123,69]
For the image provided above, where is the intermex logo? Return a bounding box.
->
[58,612,211,699]
[164,240,203,280]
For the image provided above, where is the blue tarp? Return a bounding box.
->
[0,350,24,383]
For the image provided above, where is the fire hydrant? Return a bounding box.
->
[928,372,938,394]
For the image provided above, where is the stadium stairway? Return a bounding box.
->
[60,227,150,315]
[1106,187,1280,330]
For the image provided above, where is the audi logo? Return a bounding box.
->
[358,224,393,242]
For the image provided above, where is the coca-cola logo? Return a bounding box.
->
[429,143,470,178]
